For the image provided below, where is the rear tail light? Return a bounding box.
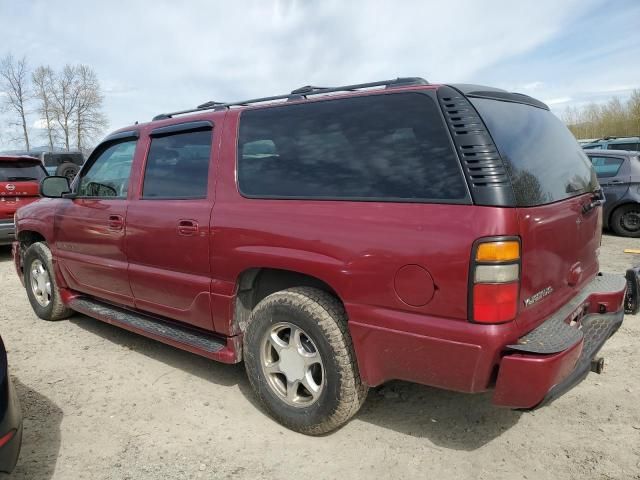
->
[471,239,520,324]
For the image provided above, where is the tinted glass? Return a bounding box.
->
[0,161,47,182]
[471,98,597,206]
[143,130,212,199]
[237,93,467,201]
[590,156,625,177]
[583,145,602,150]
[608,142,639,151]
[78,140,136,198]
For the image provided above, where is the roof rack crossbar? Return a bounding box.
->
[152,77,428,120]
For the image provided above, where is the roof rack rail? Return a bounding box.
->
[152,77,428,121]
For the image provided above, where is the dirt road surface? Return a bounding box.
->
[1,234,639,479]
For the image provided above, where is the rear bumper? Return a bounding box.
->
[349,273,626,408]
[0,220,14,246]
[493,308,623,408]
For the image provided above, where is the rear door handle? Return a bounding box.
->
[108,214,124,231]
[178,219,199,236]
[609,180,624,184]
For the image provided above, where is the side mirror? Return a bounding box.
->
[40,176,72,198]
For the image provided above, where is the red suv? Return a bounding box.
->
[0,155,47,245]
[13,78,628,434]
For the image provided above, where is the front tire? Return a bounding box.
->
[23,242,73,321]
[611,204,640,238]
[243,287,368,435]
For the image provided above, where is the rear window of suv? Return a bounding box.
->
[470,98,598,207]
[237,93,468,202]
[0,161,47,182]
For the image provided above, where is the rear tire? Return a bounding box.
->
[23,242,73,321]
[243,287,368,435]
[611,204,640,238]
[55,162,80,181]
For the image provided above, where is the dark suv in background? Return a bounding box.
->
[586,149,640,237]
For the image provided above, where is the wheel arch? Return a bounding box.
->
[16,229,47,247]
[231,267,344,335]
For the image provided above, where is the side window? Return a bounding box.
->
[78,140,136,198]
[142,129,212,199]
[608,143,639,151]
[237,93,468,202]
[590,156,624,178]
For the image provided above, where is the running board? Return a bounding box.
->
[68,296,241,364]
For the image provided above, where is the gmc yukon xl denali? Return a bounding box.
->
[13,78,628,434]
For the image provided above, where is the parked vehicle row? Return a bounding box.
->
[11,78,631,435]
[1,150,84,180]
[582,136,640,152]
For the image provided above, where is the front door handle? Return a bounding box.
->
[178,219,199,236]
[108,214,124,231]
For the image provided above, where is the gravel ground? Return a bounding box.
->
[1,234,639,480]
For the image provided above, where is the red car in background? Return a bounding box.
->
[0,156,47,245]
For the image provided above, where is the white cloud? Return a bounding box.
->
[521,81,545,91]
[32,118,47,129]
[544,96,572,106]
[0,0,600,128]
[0,0,637,138]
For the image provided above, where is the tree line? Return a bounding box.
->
[562,90,640,140]
[0,54,108,153]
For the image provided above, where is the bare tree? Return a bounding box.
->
[628,89,640,137]
[0,54,31,150]
[51,64,80,151]
[73,65,107,151]
[32,65,57,150]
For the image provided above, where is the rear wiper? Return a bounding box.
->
[5,176,39,181]
[582,188,606,214]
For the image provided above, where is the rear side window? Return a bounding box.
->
[590,156,625,177]
[237,93,468,202]
[143,130,212,199]
[0,161,47,182]
[608,142,639,151]
[471,98,597,206]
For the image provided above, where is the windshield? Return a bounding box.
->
[0,161,47,182]
[471,98,598,207]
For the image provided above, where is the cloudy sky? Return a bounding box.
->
[1,0,639,148]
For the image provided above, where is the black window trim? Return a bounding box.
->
[150,120,213,138]
[235,90,472,205]
[141,125,215,201]
[73,133,138,200]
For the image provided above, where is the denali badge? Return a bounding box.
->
[524,286,554,307]
[5,184,15,191]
